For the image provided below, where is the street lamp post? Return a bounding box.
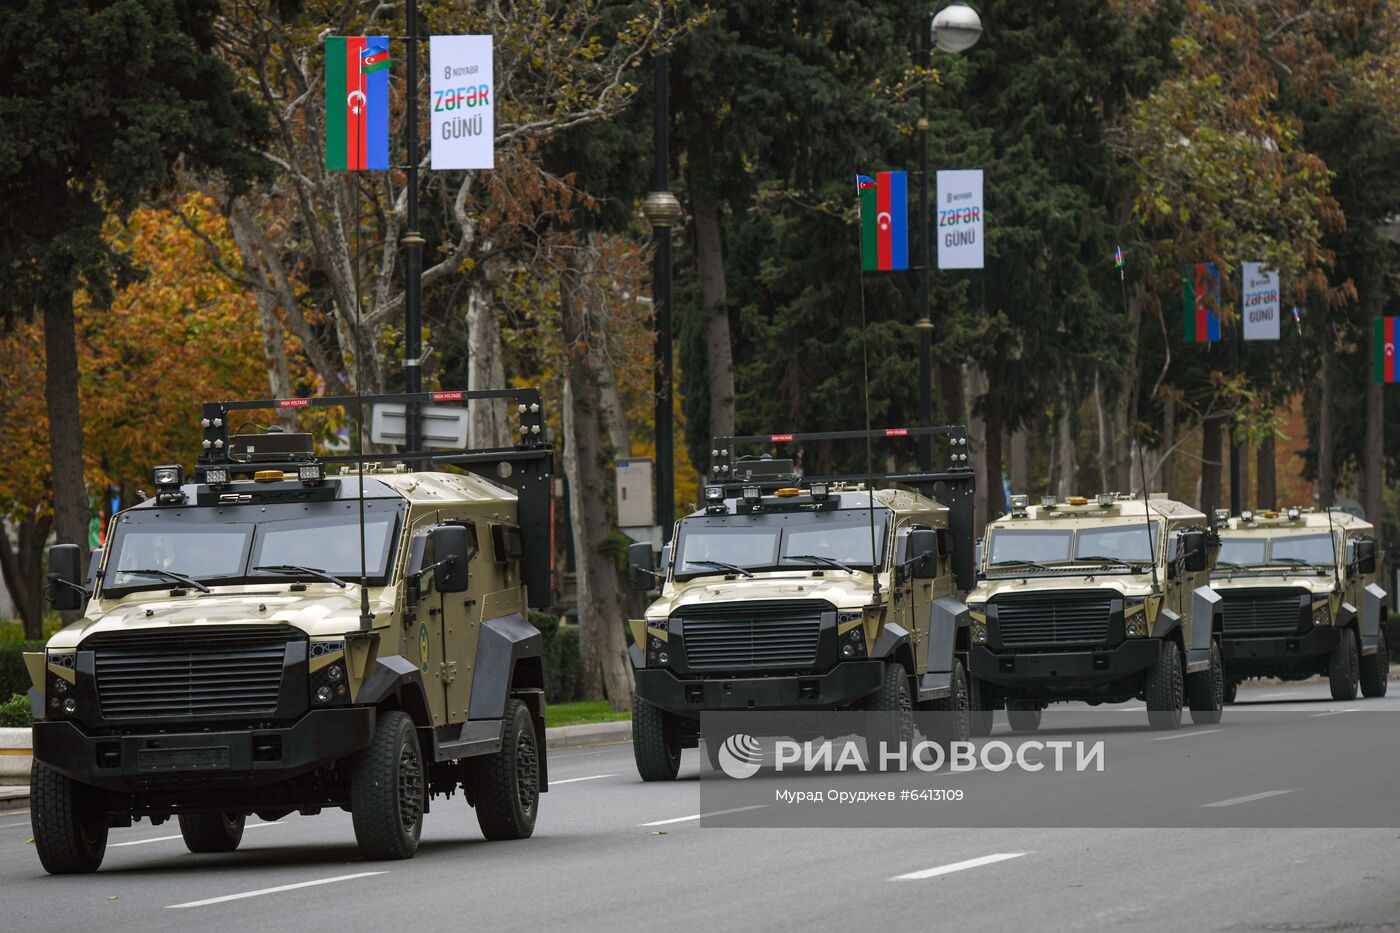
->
[643,52,683,546]
[918,2,982,470]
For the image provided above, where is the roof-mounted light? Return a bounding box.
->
[1067,496,1089,506]
[205,467,230,489]
[1040,496,1057,509]
[298,463,325,486]
[1213,508,1230,524]
[742,486,761,503]
[153,465,184,488]
[1096,494,1115,507]
[809,482,829,501]
[1287,507,1301,520]
[1240,510,1254,523]
[254,470,283,483]
[1009,494,1029,516]
[704,485,724,501]
[776,487,801,497]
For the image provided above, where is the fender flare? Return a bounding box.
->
[1361,582,1387,654]
[356,655,434,727]
[467,612,545,720]
[917,596,968,701]
[1152,607,1183,642]
[1186,586,1221,674]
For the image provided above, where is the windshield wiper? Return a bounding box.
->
[990,559,1056,571]
[254,564,347,588]
[1214,559,1247,570]
[1073,554,1145,569]
[686,559,754,578]
[785,554,856,574]
[122,568,211,593]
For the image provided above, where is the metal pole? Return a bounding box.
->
[403,0,424,460]
[917,16,933,472]
[1229,314,1241,513]
[653,52,675,544]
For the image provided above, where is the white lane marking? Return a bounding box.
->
[1114,705,1147,712]
[638,805,767,826]
[1201,789,1295,808]
[1255,691,1303,700]
[1310,710,1357,718]
[1152,728,1223,742]
[111,820,283,848]
[0,820,33,829]
[0,809,28,818]
[890,852,1029,881]
[551,773,616,785]
[166,871,386,909]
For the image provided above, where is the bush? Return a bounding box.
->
[532,610,581,704]
[0,642,42,702]
[0,693,31,728]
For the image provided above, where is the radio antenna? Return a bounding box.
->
[354,186,371,632]
[1324,499,1342,591]
[1138,443,1160,595]
[854,172,881,603]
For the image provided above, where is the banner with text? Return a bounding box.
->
[1242,261,1280,341]
[430,35,494,170]
[936,169,984,270]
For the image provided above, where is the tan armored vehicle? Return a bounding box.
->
[625,425,978,780]
[1212,507,1388,701]
[965,493,1224,732]
[27,389,553,873]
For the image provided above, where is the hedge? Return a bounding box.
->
[0,693,32,727]
[531,611,580,704]
[0,641,42,703]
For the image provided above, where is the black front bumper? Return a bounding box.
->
[32,707,375,793]
[1221,626,1342,675]
[633,661,886,716]
[969,639,1162,700]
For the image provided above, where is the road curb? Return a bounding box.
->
[545,720,631,750]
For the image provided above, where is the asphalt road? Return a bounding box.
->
[3,679,1399,933]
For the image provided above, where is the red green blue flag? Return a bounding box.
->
[1374,317,1399,383]
[1114,246,1124,268]
[858,171,908,271]
[326,36,390,171]
[1183,263,1221,343]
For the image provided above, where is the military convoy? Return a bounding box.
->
[1211,507,1389,701]
[27,389,554,874]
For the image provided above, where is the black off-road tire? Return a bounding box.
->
[178,812,246,853]
[1328,629,1359,701]
[968,674,995,738]
[1187,640,1225,725]
[1224,678,1238,705]
[1006,701,1042,733]
[470,699,540,840]
[920,658,970,746]
[1360,627,1389,699]
[865,661,915,768]
[1145,640,1184,731]
[30,761,108,874]
[633,695,682,782]
[350,710,424,860]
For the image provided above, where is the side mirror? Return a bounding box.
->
[429,525,471,593]
[907,529,938,580]
[628,542,658,592]
[659,544,672,574]
[1183,530,1207,572]
[1356,540,1377,575]
[46,544,85,611]
[85,547,104,594]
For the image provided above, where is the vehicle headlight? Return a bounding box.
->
[966,604,988,644]
[1312,604,1332,627]
[645,623,669,667]
[309,645,351,706]
[45,651,78,719]
[1124,598,1148,637]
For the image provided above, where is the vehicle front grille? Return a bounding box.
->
[994,597,1114,647]
[1221,592,1304,636]
[89,627,295,719]
[678,601,827,671]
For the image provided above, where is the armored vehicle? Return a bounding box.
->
[26,388,553,873]
[625,426,978,781]
[1211,507,1388,701]
[965,493,1224,733]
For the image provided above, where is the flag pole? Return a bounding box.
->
[855,173,881,605]
[402,0,424,463]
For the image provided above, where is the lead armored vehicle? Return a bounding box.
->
[27,388,553,873]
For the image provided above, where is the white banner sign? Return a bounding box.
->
[430,35,494,170]
[936,169,984,270]
[1241,261,1280,341]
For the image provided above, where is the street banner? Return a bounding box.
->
[936,169,984,270]
[857,172,908,271]
[325,36,391,171]
[430,35,495,170]
[1242,261,1280,341]
[1183,263,1221,343]
[1374,317,1399,383]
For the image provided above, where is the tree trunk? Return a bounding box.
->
[1256,433,1277,510]
[44,291,90,610]
[1055,400,1078,497]
[0,514,52,638]
[692,193,735,441]
[1009,427,1028,495]
[1159,394,1176,495]
[560,249,635,710]
[1317,348,1335,507]
[465,278,511,448]
[1094,375,1111,493]
[982,352,1006,522]
[1362,272,1385,532]
[1200,414,1225,515]
[1236,440,1251,512]
[964,363,989,532]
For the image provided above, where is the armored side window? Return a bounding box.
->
[491,523,524,563]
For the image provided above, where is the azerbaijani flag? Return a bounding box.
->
[326,36,390,171]
[1114,245,1124,268]
[858,171,908,271]
[1374,317,1399,383]
[1183,263,1221,343]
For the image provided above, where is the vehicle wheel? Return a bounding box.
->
[1360,627,1390,699]
[470,698,540,840]
[865,661,914,767]
[920,658,970,746]
[1328,629,1359,701]
[178,812,246,853]
[1187,640,1225,725]
[968,674,995,738]
[350,710,424,860]
[633,694,681,782]
[31,761,108,874]
[1145,641,1184,731]
[1223,678,1238,705]
[1006,701,1042,733]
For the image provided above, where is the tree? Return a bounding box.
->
[0,0,266,579]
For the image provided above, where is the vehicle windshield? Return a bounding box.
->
[987,523,1160,567]
[105,510,399,593]
[1218,533,1334,568]
[673,510,890,578]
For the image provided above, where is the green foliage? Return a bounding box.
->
[544,700,631,728]
[0,619,60,645]
[0,693,32,728]
[0,642,42,703]
[531,610,581,704]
